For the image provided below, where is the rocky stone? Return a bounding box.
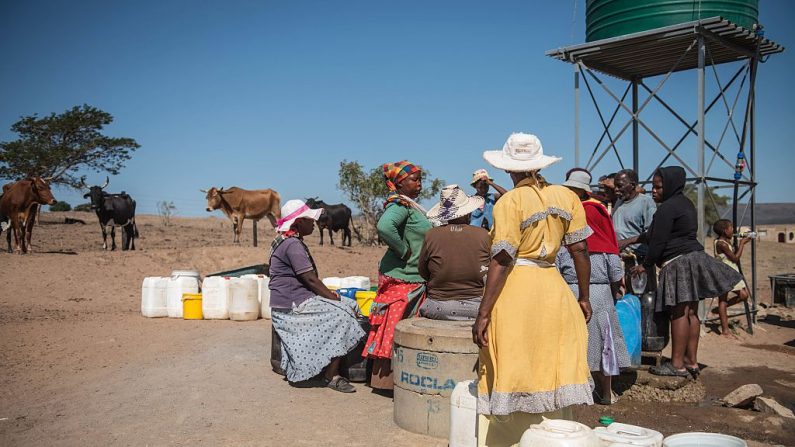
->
[721,383,763,407]
[754,396,795,419]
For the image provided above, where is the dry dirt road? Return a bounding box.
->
[1,212,793,446]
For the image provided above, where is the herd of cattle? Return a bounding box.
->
[0,177,355,254]
[200,187,355,246]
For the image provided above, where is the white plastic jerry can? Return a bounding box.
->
[228,277,260,321]
[241,274,271,319]
[141,277,169,318]
[166,275,200,318]
[519,418,600,447]
[450,380,478,447]
[201,276,231,320]
[593,422,663,447]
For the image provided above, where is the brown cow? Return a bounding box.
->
[0,177,56,254]
[201,186,281,244]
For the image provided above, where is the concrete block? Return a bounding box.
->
[754,396,795,419]
[721,383,763,407]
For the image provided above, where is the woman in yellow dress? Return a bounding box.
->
[472,133,594,446]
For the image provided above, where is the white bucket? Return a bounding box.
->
[663,433,746,447]
[594,423,663,446]
[449,380,477,447]
[141,277,168,318]
[171,270,200,281]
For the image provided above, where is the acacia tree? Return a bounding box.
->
[338,160,443,244]
[0,104,140,187]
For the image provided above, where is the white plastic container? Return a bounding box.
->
[141,277,169,318]
[201,276,231,319]
[228,277,260,321]
[241,274,272,319]
[322,277,342,289]
[340,276,370,290]
[449,380,477,447]
[166,276,200,318]
[171,270,200,281]
[663,433,746,447]
[519,419,600,447]
[594,423,663,447]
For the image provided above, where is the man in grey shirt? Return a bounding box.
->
[614,169,656,264]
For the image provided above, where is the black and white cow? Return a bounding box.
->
[83,177,139,251]
[305,198,353,246]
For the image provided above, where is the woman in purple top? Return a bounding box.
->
[268,199,365,393]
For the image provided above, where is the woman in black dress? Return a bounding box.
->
[630,166,741,377]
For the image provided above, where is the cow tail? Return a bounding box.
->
[133,219,139,238]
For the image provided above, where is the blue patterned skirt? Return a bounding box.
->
[271,296,365,383]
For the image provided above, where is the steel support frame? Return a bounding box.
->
[571,32,760,319]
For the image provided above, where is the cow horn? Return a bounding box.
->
[101,176,109,189]
[199,188,208,193]
[42,176,53,183]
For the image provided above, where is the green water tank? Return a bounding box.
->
[586,0,759,42]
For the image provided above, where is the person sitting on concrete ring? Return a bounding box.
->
[269,199,365,393]
[419,184,491,321]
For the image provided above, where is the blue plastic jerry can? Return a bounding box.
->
[616,293,642,367]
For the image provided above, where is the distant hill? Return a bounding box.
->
[717,203,795,226]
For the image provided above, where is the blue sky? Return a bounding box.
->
[1,0,793,216]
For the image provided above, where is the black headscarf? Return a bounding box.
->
[655,166,686,202]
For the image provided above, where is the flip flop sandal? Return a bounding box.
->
[649,362,689,377]
[326,376,356,393]
[685,366,700,379]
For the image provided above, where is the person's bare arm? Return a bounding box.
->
[487,179,509,198]
[567,240,592,322]
[717,237,750,264]
[472,252,512,348]
[298,270,339,300]
[618,235,640,250]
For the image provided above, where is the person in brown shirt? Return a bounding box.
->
[419,185,491,320]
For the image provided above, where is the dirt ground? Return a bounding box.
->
[1,212,794,446]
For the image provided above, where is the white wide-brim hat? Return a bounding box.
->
[276,199,323,232]
[483,132,562,172]
[426,184,485,224]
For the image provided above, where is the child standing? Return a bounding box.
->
[712,219,751,339]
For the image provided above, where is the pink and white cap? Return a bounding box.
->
[276,199,323,233]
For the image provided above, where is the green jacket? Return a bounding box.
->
[377,203,432,283]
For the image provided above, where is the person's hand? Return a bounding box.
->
[631,264,646,277]
[578,299,593,323]
[740,236,752,245]
[472,314,490,348]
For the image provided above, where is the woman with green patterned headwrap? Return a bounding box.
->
[362,160,432,391]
